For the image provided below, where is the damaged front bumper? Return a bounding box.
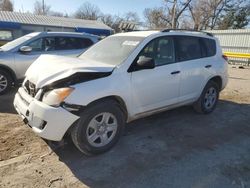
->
[13,87,79,141]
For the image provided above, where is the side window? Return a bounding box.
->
[155,38,175,66]
[55,37,94,50]
[139,39,156,59]
[176,36,202,61]
[76,38,94,49]
[138,37,175,66]
[201,38,216,57]
[28,38,43,52]
[56,37,69,50]
[44,37,56,51]
[27,37,55,52]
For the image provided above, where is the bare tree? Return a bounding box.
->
[75,2,101,20]
[50,11,64,17]
[100,12,140,32]
[34,0,51,15]
[123,11,140,23]
[144,7,169,29]
[49,11,69,17]
[188,0,237,30]
[188,0,211,30]
[143,0,192,29]
[100,14,115,27]
[109,15,124,32]
[208,0,226,29]
[164,0,192,29]
[0,0,13,11]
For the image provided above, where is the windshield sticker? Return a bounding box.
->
[122,41,140,46]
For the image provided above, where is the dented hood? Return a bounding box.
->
[25,55,115,88]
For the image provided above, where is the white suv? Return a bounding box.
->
[14,30,228,155]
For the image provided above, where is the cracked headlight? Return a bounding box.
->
[42,87,74,107]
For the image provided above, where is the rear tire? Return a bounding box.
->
[0,70,12,95]
[71,100,125,155]
[193,81,219,114]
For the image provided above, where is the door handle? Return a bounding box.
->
[171,71,180,75]
[205,65,212,68]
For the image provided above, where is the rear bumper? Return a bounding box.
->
[13,87,79,141]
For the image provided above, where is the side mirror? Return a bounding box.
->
[136,56,155,70]
[19,46,32,53]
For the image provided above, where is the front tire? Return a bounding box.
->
[71,100,125,155]
[193,81,219,114]
[0,70,12,95]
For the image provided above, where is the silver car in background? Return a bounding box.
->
[0,32,100,94]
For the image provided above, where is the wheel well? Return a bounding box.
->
[0,65,17,83]
[87,96,128,120]
[64,95,129,139]
[209,76,222,90]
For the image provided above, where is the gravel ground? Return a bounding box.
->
[0,66,250,188]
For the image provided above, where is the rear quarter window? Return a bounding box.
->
[201,38,216,57]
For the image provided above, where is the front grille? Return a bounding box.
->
[24,80,37,97]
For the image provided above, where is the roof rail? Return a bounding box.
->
[161,29,214,37]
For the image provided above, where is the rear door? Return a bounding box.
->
[55,37,94,57]
[176,36,214,102]
[130,36,181,115]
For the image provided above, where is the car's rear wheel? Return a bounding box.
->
[0,70,12,95]
[71,100,125,155]
[193,81,219,114]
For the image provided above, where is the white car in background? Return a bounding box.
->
[14,29,228,155]
[0,32,99,94]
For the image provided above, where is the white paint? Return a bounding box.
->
[14,30,228,141]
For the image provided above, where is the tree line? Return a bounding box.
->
[144,0,250,30]
[1,0,249,31]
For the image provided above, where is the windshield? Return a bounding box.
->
[79,36,144,66]
[0,33,40,51]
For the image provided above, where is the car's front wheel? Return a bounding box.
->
[71,100,125,155]
[0,70,12,95]
[193,81,219,114]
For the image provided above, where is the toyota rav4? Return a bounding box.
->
[14,29,228,155]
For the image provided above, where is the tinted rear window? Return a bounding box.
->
[176,36,202,61]
[176,36,216,61]
[201,38,216,57]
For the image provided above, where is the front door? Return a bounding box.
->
[130,36,181,115]
[14,37,55,78]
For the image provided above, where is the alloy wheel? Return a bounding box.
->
[204,87,217,110]
[86,112,118,147]
[0,74,8,93]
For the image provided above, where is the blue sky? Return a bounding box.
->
[13,0,164,19]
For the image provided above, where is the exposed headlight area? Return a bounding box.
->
[42,87,75,107]
[23,80,37,97]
